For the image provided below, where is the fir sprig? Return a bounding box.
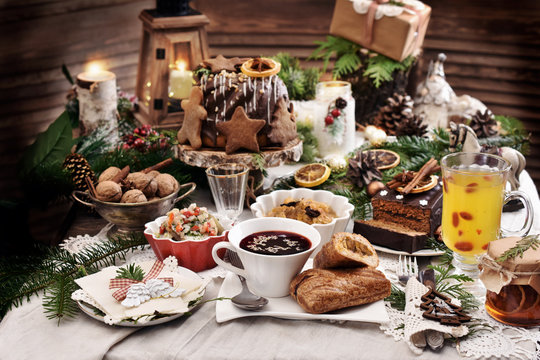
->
[297,122,319,163]
[115,264,145,281]
[251,153,268,177]
[496,234,540,263]
[428,264,480,311]
[385,284,406,311]
[273,53,320,100]
[0,234,147,320]
[42,275,79,325]
[363,55,415,88]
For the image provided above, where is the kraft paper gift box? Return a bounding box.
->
[330,0,431,62]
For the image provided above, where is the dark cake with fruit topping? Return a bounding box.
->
[353,158,443,253]
[177,55,297,154]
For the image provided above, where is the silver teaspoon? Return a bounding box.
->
[231,275,268,311]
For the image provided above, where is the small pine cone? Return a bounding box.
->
[469,109,498,138]
[63,153,95,191]
[371,92,415,136]
[346,151,382,188]
[396,114,428,137]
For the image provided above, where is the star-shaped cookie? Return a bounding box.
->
[202,54,248,73]
[216,107,266,154]
[177,86,207,149]
[267,97,297,146]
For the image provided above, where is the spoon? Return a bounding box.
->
[231,275,268,311]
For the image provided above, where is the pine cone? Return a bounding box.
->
[396,114,428,137]
[347,151,382,188]
[63,153,95,191]
[469,109,498,138]
[371,92,415,136]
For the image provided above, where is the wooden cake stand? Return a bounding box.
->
[177,138,303,169]
[178,138,303,204]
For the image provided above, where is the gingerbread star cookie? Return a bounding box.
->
[202,55,248,73]
[177,86,207,149]
[216,107,265,154]
[267,97,296,146]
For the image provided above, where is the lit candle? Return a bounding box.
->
[169,61,193,99]
[76,61,118,148]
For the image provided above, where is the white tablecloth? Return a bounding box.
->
[1,170,539,360]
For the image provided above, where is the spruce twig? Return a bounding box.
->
[496,235,540,263]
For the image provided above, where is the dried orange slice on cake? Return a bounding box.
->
[294,163,331,188]
[363,149,400,170]
[396,175,439,194]
[241,57,281,78]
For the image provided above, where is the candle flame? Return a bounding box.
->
[175,60,187,72]
[85,61,105,74]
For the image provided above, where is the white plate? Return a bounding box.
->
[372,244,445,257]
[77,266,206,327]
[215,260,389,324]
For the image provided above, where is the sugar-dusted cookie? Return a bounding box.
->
[268,97,297,146]
[216,107,265,154]
[177,87,207,149]
[202,55,248,73]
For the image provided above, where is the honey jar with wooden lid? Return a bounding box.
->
[479,235,540,327]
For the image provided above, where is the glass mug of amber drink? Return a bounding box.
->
[441,153,533,282]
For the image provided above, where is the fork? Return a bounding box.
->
[397,255,418,286]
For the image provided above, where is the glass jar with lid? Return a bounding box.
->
[479,235,540,327]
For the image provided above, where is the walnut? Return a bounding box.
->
[120,189,147,203]
[95,181,122,202]
[155,173,179,197]
[146,170,161,179]
[125,172,157,198]
[98,167,121,183]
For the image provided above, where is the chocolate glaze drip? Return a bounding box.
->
[199,72,289,146]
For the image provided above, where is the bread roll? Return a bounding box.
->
[313,232,378,269]
[289,267,391,314]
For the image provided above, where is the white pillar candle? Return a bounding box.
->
[169,61,193,99]
[76,63,119,149]
[313,81,356,158]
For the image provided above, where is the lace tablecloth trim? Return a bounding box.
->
[377,252,540,359]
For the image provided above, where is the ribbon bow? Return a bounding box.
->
[109,261,174,301]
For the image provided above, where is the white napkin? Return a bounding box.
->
[75,261,205,322]
[404,277,469,355]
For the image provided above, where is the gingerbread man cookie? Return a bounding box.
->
[177,86,207,149]
[216,107,265,154]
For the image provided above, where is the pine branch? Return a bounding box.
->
[42,275,79,325]
[251,153,268,177]
[297,123,319,163]
[1,234,147,319]
[116,263,145,281]
[385,284,406,311]
[496,234,540,263]
[428,264,480,311]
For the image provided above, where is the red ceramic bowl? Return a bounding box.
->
[144,215,229,272]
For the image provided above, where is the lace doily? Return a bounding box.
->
[377,252,540,359]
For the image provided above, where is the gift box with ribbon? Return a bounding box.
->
[329,0,431,62]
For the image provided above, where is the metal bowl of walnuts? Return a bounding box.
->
[72,181,196,234]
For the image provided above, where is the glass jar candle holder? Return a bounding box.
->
[313,81,356,158]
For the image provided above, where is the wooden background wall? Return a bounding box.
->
[1,0,539,202]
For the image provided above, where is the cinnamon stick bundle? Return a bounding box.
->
[402,158,439,194]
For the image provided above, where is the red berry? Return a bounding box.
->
[331,109,341,117]
[455,241,474,252]
[325,115,334,125]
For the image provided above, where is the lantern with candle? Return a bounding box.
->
[135,0,209,128]
[76,61,119,148]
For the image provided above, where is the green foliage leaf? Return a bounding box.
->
[363,55,414,88]
[273,52,320,100]
[496,234,540,263]
[116,263,145,281]
[43,275,79,325]
[61,64,74,85]
[297,123,319,163]
[18,111,74,178]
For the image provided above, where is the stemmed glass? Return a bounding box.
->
[440,152,533,296]
[206,163,249,224]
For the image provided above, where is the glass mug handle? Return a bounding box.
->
[500,190,534,237]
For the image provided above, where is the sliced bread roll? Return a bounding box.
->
[289,267,391,314]
[313,232,378,269]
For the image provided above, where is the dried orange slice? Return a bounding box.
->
[396,175,439,194]
[487,285,526,315]
[241,58,281,78]
[363,149,400,170]
[294,163,331,188]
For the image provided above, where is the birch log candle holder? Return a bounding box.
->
[76,64,119,148]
